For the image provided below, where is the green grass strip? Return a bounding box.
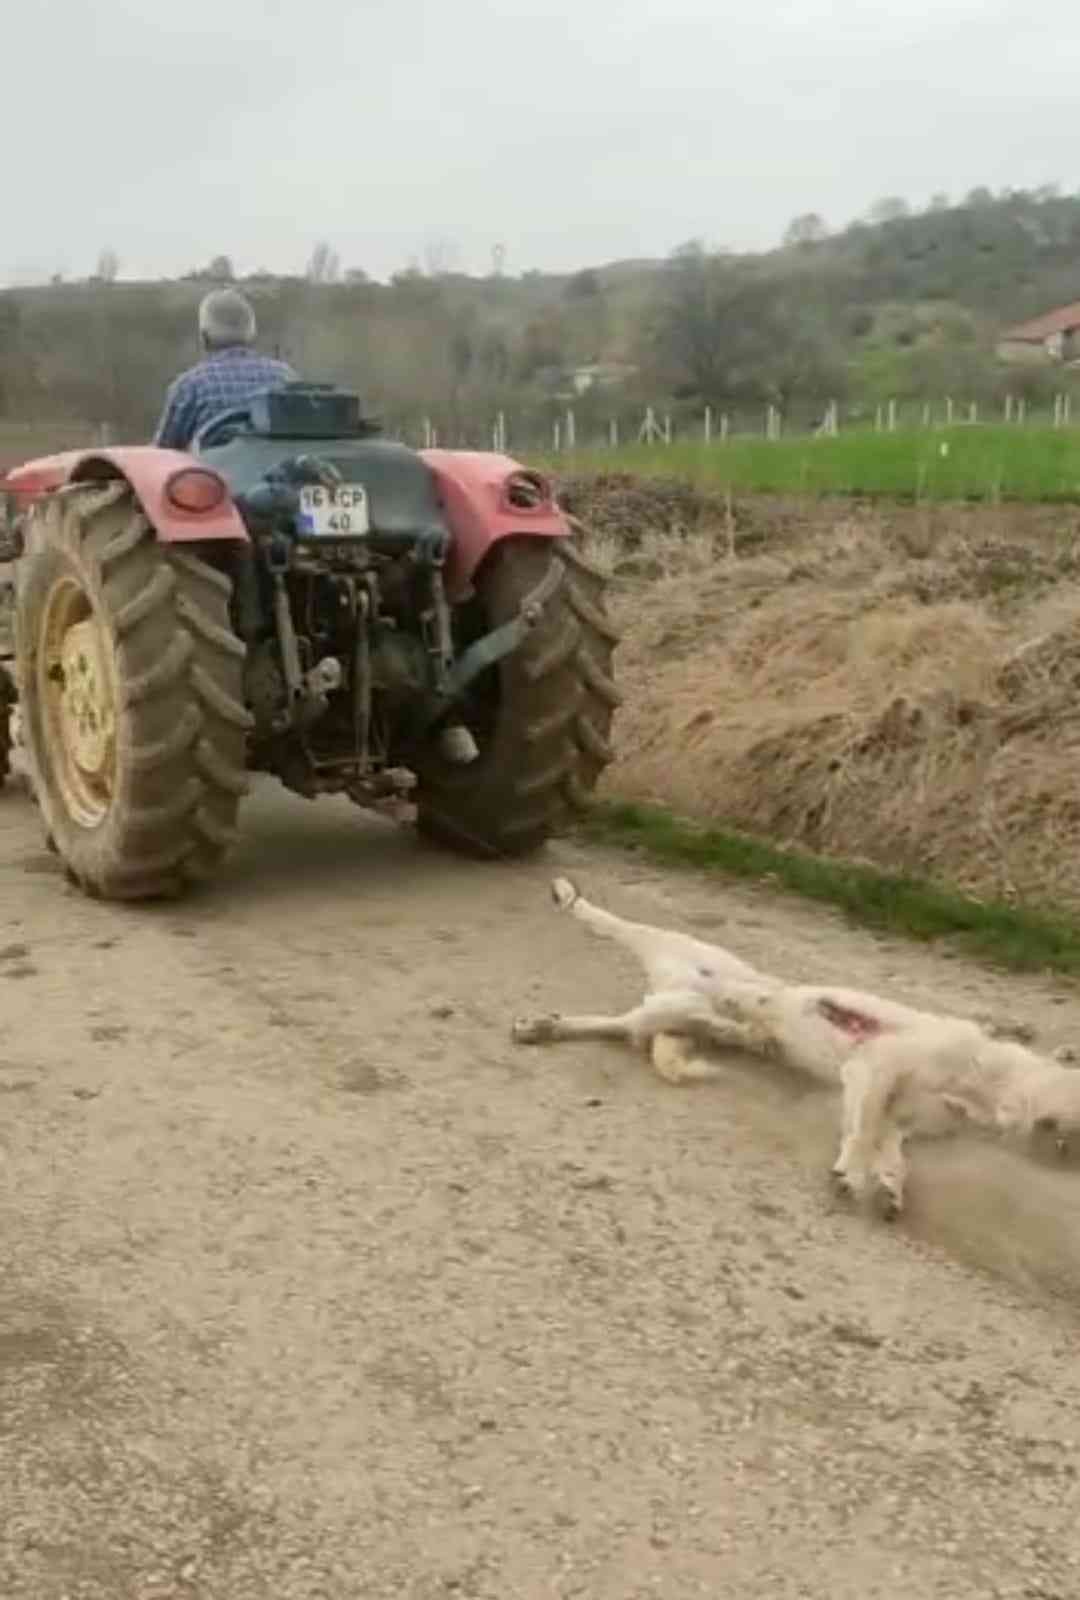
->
[536,424,1080,504]
[580,800,1080,976]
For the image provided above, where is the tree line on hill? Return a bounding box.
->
[4,185,1080,443]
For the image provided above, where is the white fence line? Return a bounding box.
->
[13,396,1074,464]
[420,392,1079,455]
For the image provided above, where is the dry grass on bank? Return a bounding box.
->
[560,476,1080,917]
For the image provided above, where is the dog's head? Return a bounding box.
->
[961,1043,1080,1161]
[1024,1073,1080,1163]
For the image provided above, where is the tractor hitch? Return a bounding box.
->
[420,553,565,731]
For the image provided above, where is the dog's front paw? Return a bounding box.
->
[550,877,579,911]
[512,1013,562,1045]
[829,1166,864,1204]
[871,1179,904,1222]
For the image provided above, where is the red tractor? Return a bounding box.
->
[0,384,618,900]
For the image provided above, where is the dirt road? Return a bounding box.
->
[2,776,1080,1600]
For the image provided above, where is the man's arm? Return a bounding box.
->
[153,377,196,450]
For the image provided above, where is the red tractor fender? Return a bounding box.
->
[420,450,570,601]
[3,446,249,545]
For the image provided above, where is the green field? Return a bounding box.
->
[536,425,1080,503]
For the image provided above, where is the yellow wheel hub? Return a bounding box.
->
[59,619,114,780]
[39,579,117,828]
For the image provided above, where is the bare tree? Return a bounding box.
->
[421,234,459,278]
[96,248,120,283]
[783,213,828,248]
[306,241,341,284]
[867,196,910,225]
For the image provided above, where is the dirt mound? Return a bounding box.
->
[575,480,1080,914]
[558,473,726,545]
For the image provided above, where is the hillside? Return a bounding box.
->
[4,186,1080,443]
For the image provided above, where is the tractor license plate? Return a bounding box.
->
[297,483,371,538]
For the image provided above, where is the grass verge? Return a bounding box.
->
[581,800,1080,977]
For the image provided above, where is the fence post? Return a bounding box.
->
[874,406,883,433]
[609,418,619,448]
[640,405,663,444]
[565,408,576,450]
[887,399,897,433]
[1004,394,1013,424]
[1018,397,1026,425]
[969,401,978,425]
[663,413,672,444]
[720,412,729,443]
[945,396,954,426]
[704,406,712,444]
[553,419,561,452]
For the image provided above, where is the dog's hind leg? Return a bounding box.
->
[512,1008,645,1046]
[650,1034,720,1084]
[513,989,718,1050]
[549,877,758,993]
[650,1003,779,1084]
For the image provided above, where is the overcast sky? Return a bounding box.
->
[3,0,1077,285]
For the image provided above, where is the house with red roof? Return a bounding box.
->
[997,301,1080,364]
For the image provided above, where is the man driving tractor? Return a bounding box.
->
[154,288,295,451]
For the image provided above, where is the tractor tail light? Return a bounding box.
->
[165,468,227,514]
[504,470,550,511]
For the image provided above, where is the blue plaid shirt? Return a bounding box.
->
[153,345,296,450]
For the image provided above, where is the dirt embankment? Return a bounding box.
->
[560,474,1080,915]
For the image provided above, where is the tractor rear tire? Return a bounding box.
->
[416,536,620,857]
[15,480,250,901]
[0,577,13,789]
[0,671,12,791]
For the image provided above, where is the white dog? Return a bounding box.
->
[512,878,1080,1217]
